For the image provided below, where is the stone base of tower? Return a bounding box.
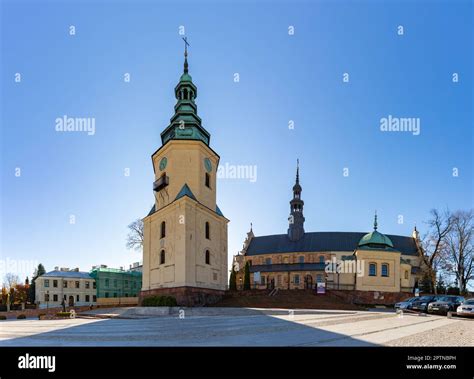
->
[139,286,225,307]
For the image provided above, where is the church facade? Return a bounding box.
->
[234,163,423,293]
[140,43,229,306]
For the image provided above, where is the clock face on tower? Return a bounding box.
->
[159,157,168,171]
[204,158,212,173]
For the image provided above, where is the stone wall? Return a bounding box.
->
[140,286,225,306]
[328,289,416,305]
[0,305,94,319]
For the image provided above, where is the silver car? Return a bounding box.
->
[395,297,418,310]
[456,298,474,317]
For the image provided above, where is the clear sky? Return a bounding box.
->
[1,0,472,282]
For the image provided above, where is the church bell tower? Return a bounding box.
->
[141,39,229,306]
[288,160,305,241]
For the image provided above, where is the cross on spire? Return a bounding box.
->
[374,210,378,231]
[182,37,190,74]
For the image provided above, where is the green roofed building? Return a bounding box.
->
[90,264,142,299]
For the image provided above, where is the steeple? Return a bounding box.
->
[373,210,378,231]
[160,38,211,146]
[288,159,305,241]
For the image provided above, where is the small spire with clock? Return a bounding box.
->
[288,159,305,241]
[160,37,210,146]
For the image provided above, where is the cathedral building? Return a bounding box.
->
[140,42,229,306]
[234,163,423,293]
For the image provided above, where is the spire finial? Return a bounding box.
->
[182,37,190,74]
[374,210,378,231]
[296,159,300,184]
[250,222,253,232]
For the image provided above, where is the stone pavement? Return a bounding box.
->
[0,307,471,347]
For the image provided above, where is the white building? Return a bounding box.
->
[36,267,97,309]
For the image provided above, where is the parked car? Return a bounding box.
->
[427,296,465,315]
[456,299,474,317]
[408,295,441,313]
[394,297,418,310]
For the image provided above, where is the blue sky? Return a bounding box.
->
[1,0,472,281]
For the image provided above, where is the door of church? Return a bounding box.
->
[304,275,313,289]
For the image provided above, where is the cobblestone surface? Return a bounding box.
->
[386,317,474,346]
[0,308,471,346]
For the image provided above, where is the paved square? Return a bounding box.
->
[0,308,472,346]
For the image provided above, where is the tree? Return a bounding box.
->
[229,264,237,291]
[126,219,144,251]
[419,209,453,294]
[443,210,474,295]
[435,274,446,294]
[29,263,46,303]
[3,273,19,291]
[243,261,250,290]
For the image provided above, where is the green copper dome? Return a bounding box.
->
[358,213,394,248]
[179,73,193,82]
[358,230,394,248]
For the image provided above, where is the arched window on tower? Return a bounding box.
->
[205,173,210,188]
[205,222,210,239]
[160,250,166,265]
[183,88,188,100]
[160,221,166,239]
[205,250,210,265]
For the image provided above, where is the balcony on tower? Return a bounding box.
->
[153,174,169,192]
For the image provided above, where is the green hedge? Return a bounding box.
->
[142,295,177,307]
[17,314,26,319]
[0,315,6,320]
[56,312,71,317]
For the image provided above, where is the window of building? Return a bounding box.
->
[369,263,377,276]
[63,280,68,288]
[160,250,166,264]
[132,281,136,288]
[113,293,117,298]
[75,281,80,289]
[114,279,117,288]
[294,275,300,285]
[277,275,282,286]
[53,280,58,288]
[265,257,272,265]
[381,264,389,277]
[205,222,210,239]
[205,250,210,265]
[53,294,58,302]
[125,280,128,288]
[404,270,409,280]
[316,274,323,283]
[213,273,218,281]
[298,256,304,264]
[76,294,80,302]
[161,221,166,239]
[105,279,109,287]
[261,276,266,285]
[45,294,50,302]
[93,282,96,289]
[93,295,97,302]
[319,256,325,263]
[205,173,210,188]
[85,281,90,289]
[44,279,50,288]
[85,295,90,302]
[105,292,109,298]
